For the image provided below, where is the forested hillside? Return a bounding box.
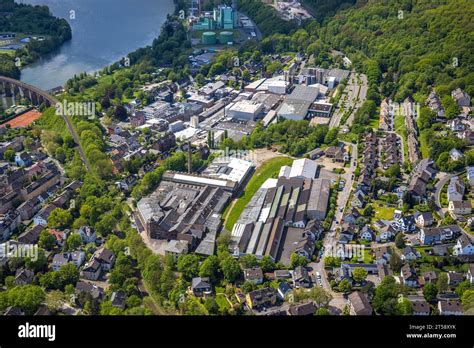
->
[319,0,474,102]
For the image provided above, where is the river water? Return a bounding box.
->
[17,0,175,90]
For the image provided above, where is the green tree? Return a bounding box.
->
[352,267,368,284]
[423,282,439,302]
[220,256,241,283]
[199,255,219,283]
[239,254,258,269]
[0,285,45,315]
[461,290,474,315]
[47,208,73,229]
[38,230,56,250]
[290,253,309,269]
[395,233,405,249]
[372,276,405,315]
[437,273,449,293]
[3,148,15,162]
[315,307,330,315]
[395,297,413,315]
[259,256,276,272]
[176,254,200,281]
[338,279,352,294]
[66,233,82,251]
[389,252,403,273]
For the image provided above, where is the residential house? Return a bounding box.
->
[243,268,264,284]
[17,224,44,244]
[360,226,375,242]
[277,282,292,300]
[75,281,104,301]
[448,200,472,215]
[394,215,416,233]
[77,226,97,244]
[438,300,463,315]
[15,152,33,167]
[400,264,418,287]
[447,272,464,286]
[93,248,115,271]
[348,291,372,316]
[467,264,474,284]
[401,247,420,261]
[453,234,474,256]
[411,300,430,316]
[292,266,311,288]
[447,176,465,202]
[419,225,461,245]
[374,246,392,265]
[352,190,366,209]
[14,268,34,286]
[52,251,85,271]
[377,264,392,281]
[414,211,434,228]
[467,167,474,187]
[48,229,67,247]
[191,277,212,297]
[449,149,464,162]
[419,271,438,286]
[343,208,361,225]
[246,287,277,310]
[287,301,316,316]
[33,204,56,226]
[81,259,102,281]
[274,270,292,281]
[451,88,471,107]
[111,291,127,309]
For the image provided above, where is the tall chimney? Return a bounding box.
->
[187,141,193,174]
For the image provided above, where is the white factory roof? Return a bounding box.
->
[174,127,198,141]
[225,158,253,183]
[245,78,266,91]
[289,158,318,179]
[279,165,292,178]
[229,100,263,114]
[261,178,278,189]
[173,174,229,187]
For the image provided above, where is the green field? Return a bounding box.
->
[394,112,409,161]
[372,201,396,221]
[224,156,293,231]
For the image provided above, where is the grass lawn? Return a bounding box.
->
[224,156,293,231]
[363,248,374,263]
[419,130,430,159]
[394,112,409,161]
[215,294,231,311]
[372,201,396,221]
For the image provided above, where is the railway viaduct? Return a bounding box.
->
[0,76,92,173]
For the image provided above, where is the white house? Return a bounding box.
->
[467,166,474,187]
[414,211,434,228]
[360,226,375,242]
[447,176,465,202]
[401,247,420,261]
[438,300,463,315]
[467,264,474,284]
[77,226,97,244]
[449,148,464,161]
[448,200,472,215]
[401,264,418,287]
[453,235,474,256]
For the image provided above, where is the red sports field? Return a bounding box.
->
[1,109,42,128]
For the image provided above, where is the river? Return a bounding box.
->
[17,0,175,90]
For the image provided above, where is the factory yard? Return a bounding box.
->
[224,156,293,231]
